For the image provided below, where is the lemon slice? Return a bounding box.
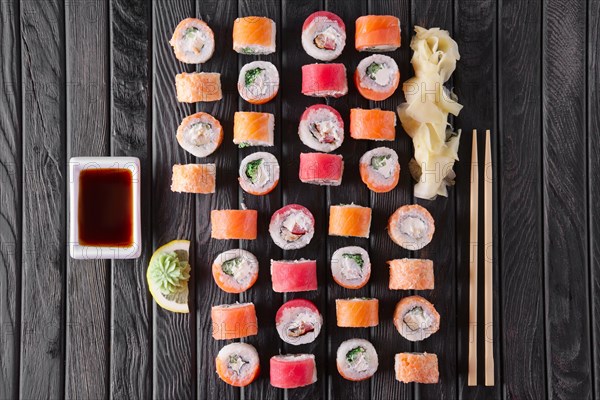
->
[147,240,191,313]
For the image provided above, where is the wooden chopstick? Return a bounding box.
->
[484,129,495,386]
[468,130,478,386]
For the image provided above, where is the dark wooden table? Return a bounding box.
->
[1,0,598,399]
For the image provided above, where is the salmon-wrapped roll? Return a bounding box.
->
[216,342,260,387]
[388,258,434,290]
[350,108,396,141]
[233,16,276,55]
[170,18,215,64]
[355,15,401,52]
[211,209,258,240]
[355,54,400,101]
[329,204,372,238]
[233,111,274,147]
[176,72,222,102]
[388,204,435,250]
[395,352,439,384]
[393,295,440,341]
[211,302,258,340]
[336,298,379,328]
[171,164,216,194]
[359,147,400,193]
[176,112,223,157]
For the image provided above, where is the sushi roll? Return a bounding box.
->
[270,354,317,389]
[233,16,276,55]
[176,72,222,103]
[302,63,348,98]
[329,204,372,238]
[233,111,274,147]
[350,108,396,141]
[238,152,280,196]
[171,164,216,194]
[275,299,323,345]
[359,147,400,193]
[176,112,223,157]
[388,204,435,250]
[336,339,379,381]
[212,249,259,294]
[330,246,371,289]
[299,153,344,186]
[169,18,215,64]
[271,259,317,293]
[269,204,315,250]
[211,302,258,340]
[211,209,258,240]
[301,11,346,61]
[395,352,439,384]
[388,258,434,290]
[216,342,260,387]
[355,15,401,52]
[393,295,440,341]
[298,104,344,153]
[336,298,379,328]
[238,61,279,104]
[355,54,400,101]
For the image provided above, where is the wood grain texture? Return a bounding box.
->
[65,0,110,398]
[152,0,195,399]
[280,1,328,399]
[0,0,20,398]
[411,1,458,399]
[497,0,546,398]
[543,0,592,398]
[323,0,370,398]
[366,1,413,399]
[19,0,66,398]
[453,0,501,398]
[236,1,283,400]
[110,0,153,398]
[194,1,240,399]
[589,1,600,398]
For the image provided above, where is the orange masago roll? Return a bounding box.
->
[395,352,439,384]
[176,72,222,103]
[355,15,401,52]
[171,163,216,194]
[211,209,258,240]
[388,258,434,290]
[329,204,372,238]
[336,298,379,328]
[350,108,396,141]
[211,302,258,340]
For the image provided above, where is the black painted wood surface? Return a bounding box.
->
[1,0,598,399]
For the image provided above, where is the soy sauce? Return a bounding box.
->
[78,168,133,247]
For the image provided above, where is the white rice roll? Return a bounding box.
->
[336,339,379,381]
[169,18,215,64]
[355,54,400,100]
[331,246,371,289]
[302,11,346,61]
[237,61,280,104]
[215,342,260,387]
[298,104,344,152]
[238,152,280,196]
[275,299,323,346]
[176,112,223,158]
[269,204,315,250]
[359,147,400,193]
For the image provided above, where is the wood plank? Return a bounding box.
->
[589,1,600,398]
[366,1,412,399]
[543,0,592,398]
[195,1,241,399]
[19,0,66,398]
[496,0,546,398]
[65,0,110,398]
[453,0,502,397]
[411,1,457,398]
[280,1,328,399]
[109,0,153,398]
[0,0,21,398]
[152,0,196,399]
[236,1,283,400]
[323,1,370,399]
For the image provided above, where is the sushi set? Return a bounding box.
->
[67,7,495,392]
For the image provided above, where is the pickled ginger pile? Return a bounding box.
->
[397,26,462,200]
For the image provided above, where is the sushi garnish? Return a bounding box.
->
[146,240,191,313]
